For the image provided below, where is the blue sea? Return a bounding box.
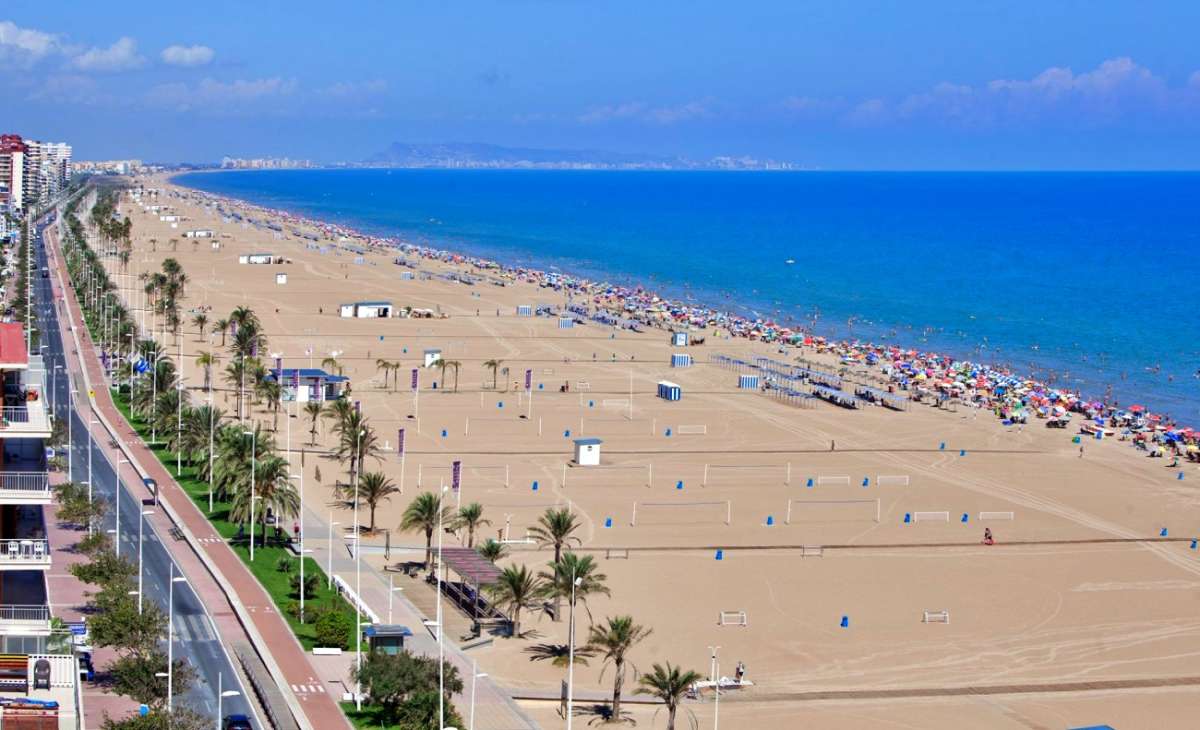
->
[173,169,1200,424]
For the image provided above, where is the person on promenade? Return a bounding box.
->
[983,528,994,545]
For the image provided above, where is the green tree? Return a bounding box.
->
[313,605,352,649]
[109,650,195,708]
[400,492,453,572]
[488,564,544,638]
[351,650,464,727]
[587,615,653,721]
[638,662,703,730]
[100,706,209,730]
[538,552,610,623]
[529,507,582,566]
[304,400,323,444]
[477,539,507,564]
[228,454,299,548]
[290,570,318,600]
[358,471,400,533]
[452,502,490,549]
[190,312,208,341]
[195,351,218,391]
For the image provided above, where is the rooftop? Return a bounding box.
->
[267,368,348,383]
[0,324,27,369]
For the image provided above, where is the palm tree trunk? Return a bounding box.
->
[425,530,433,568]
[667,705,676,730]
[368,503,376,533]
[613,661,624,719]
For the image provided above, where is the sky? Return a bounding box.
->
[3,1,1200,169]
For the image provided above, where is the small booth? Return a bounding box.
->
[516,304,532,317]
[671,331,689,347]
[670,353,692,368]
[657,380,682,401]
[267,368,349,402]
[558,317,575,329]
[275,273,287,285]
[183,229,214,238]
[400,271,414,280]
[573,438,603,466]
[340,301,393,318]
[363,624,414,656]
[423,349,443,368]
[738,374,760,389]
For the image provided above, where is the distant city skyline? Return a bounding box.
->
[4,2,1200,169]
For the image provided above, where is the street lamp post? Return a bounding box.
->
[67,389,78,480]
[137,509,154,614]
[708,645,721,730]
[388,575,403,624]
[208,394,215,512]
[437,484,448,729]
[469,662,487,730]
[353,428,365,710]
[167,567,187,712]
[116,457,130,556]
[566,573,582,730]
[87,414,98,534]
[327,516,339,589]
[243,430,256,561]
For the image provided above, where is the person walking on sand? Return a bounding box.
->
[830,440,836,452]
[983,528,994,545]
[1079,444,1085,458]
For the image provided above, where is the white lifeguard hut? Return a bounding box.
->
[275,273,287,285]
[423,348,442,368]
[573,438,603,466]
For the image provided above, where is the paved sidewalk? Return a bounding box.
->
[46,219,349,730]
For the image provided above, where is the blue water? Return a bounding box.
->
[173,169,1200,423]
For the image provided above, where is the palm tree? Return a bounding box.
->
[212,423,276,502]
[529,507,582,566]
[181,404,224,479]
[538,552,609,623]
[638,663,702,730]
[529,507,583,618]
[444,360,462,392]
[357,471,400,533]
[483,359,503,390]
[489,564,543,638]
[375,358,392,389]
[229,454,299,547]
[196,351,218,392]
[477,539,507,563]
[214,318,230,347]
[433,357,448,388]
[399,492,452,570]
[331,411,381,494]
[452,503,490,548]
[588,616,653,721]
[192,312,208,341]
[321,356,343,376]
[261,379,283,431]
[304,401,323,444]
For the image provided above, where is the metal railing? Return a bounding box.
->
[0,472,51,495]
[0,604,51,623]
[0,539,50,564]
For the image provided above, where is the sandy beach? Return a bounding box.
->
[106,175,1200,728]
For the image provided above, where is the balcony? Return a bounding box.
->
[0,359,50,440]
[0,473,51,505]
[0,572,50,635]
[0,540,49,571]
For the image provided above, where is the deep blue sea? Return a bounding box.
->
[173,169,1200,424]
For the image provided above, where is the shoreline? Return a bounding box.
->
[165,171,1198,439]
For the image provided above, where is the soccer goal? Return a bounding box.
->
[978,511,1015,521]
[785,498,880,524]
[676,424,708,435]
[912,511,950,522]
[718,610,748,627]
[876,475,911,486]
[631,500,731,526]
[816,475,851,486]
[922,610,950,624]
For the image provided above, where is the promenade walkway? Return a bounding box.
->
[45,219,348,730]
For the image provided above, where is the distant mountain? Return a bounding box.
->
[360,142,794,170]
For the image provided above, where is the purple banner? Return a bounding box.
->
[452,460,461,491]
[274,356,282,373]
[524,368,532,391]
[411,368,419,391]
[397,428,405,457]
[354,400,361,415]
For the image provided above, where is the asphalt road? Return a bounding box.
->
[33,214,257,723]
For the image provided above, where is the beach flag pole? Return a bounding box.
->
[412,368,420,420]
[398,428,406,494]
[525,368,533,420]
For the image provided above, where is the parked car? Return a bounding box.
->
[223,715,253,730]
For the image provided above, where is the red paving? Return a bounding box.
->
[45,224,349,730]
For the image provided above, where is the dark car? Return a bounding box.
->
[223,715,253,730]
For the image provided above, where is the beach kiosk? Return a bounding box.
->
[267,367,349,403]
[423,348,442,367]
[516,304,532,317]
[573,438,603,466]
[558,316,575,329]
[363,625,413,656]
[657,380,682,401]
[340,301,393,318]
[275,273,287,285]
[671,331,689,347]
[239,252,275,265]
[670,353,692,368]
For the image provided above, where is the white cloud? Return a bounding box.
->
[161,44,214,67]
[579,99,712,125]
[0,20,59,67]
[146,76,298,112]
[71,36,144,72]
[317,79,388,99]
